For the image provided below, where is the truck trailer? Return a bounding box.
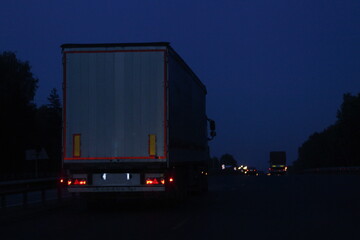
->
[268,151,287,175]
[60,42,215,200]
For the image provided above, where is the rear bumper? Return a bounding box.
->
[68,186,165,193]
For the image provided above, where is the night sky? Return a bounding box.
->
[1,0,360,170]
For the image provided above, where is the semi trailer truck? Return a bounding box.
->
[268,151,287,175]
[60,42,215,201]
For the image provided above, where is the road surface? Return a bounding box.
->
[0,175,359,239]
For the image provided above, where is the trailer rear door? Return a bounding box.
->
[62,46,168,163]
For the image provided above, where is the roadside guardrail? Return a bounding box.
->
[0,178,70,208]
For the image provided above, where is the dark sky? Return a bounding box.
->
[1,0,360,170]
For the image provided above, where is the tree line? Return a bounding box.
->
[212,93,360,173]
[293,93,360,171]
[0,51,61,178]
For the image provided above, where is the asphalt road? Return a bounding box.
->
[0,175,359,240]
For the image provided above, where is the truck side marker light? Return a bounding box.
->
[67,180,72,185]
[169,177,174,183]
[60,178,64,183]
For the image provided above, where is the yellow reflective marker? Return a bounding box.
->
[149,134,156,156]
[73,134,81,157]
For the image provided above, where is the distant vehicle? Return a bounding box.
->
[60,42,216,202]
[268,151,287,176]
[221,164,238,175]
[245,167,258,176]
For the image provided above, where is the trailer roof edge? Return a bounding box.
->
[61,42,207,93]
[61,42,170,49]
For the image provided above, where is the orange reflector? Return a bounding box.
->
[73,134,81,157]
[149,134,157,156]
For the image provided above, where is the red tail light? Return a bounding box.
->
[145,177,165,185]
[79,180,87,185]
[67,178,87,185]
